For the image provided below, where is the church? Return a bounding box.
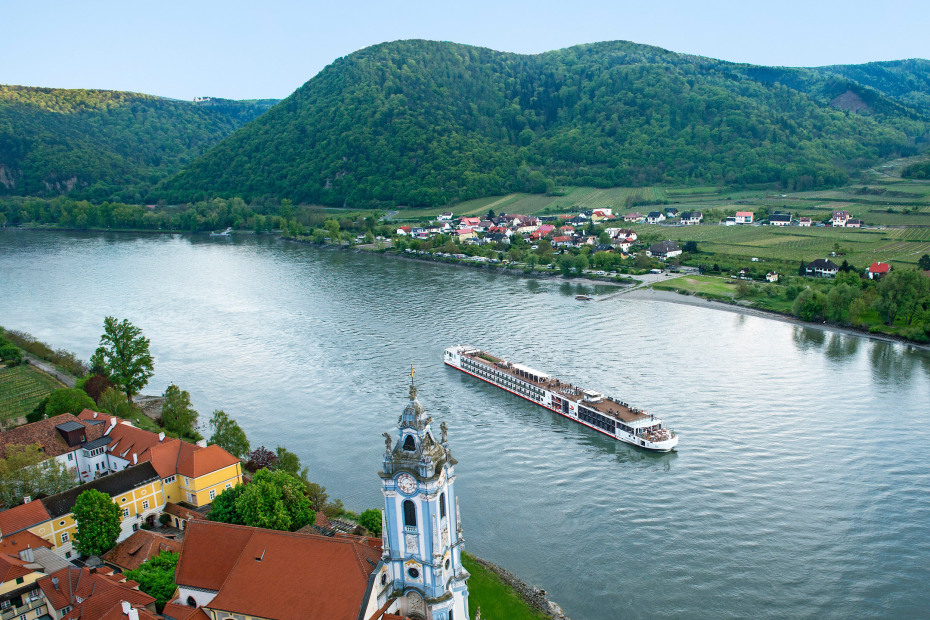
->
[168,372,470,620]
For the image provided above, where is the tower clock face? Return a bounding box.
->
[397,473,417,494]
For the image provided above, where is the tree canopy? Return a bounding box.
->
[208,409,250,458]
[95,317,154,405]
[159,40,929,207]
[161,384,199,439]
[207,469,314,532]
[44,388,96,418]
[0,444,76,507]
[124,551,179,611]
[72,489,122,556]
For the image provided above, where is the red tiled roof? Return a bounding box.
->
[101,529,181,572]
[0,499,52,536]
[161,602,202,620]
[76,411,239,480]
[39,567,154,613]
[177,521,382,620]
[164,502,205,522]
[0,413,94,459]
[0,552,34,584]
[94,601,160,620]
[869,262,891,274]
[0,529,53,554]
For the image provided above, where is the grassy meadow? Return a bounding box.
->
[462,553,548,620]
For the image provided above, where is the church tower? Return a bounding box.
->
[379,367,469,620]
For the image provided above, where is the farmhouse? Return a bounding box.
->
[769,213,791,226]
[831,210,850,227]
[806,258,839,278]
[647,240,682,260]
[680,211,703,225]
[734,211,754,224]
[868,262,891,280]
[799,217,812,227]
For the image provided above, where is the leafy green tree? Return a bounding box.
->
[918,254,930,271]
[72,489,122,556]
[45,388,97,417]
[161,384,199,438]
[206,484,245,523]
[359,509,382,535]
[792,288,828,322]
[94,317,154,405]
[826,284,861,323]
[97,387,135,418]
[682,240,698,253]
[834,270,862,288]
[798,261,807,276]
[0,344,22,365]
[124,551,179,612]
[208,410,250,458]
[873,269,930,326]
[274,446,309,481]
[0,444,76,507]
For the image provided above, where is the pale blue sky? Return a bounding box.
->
[3,0,927,100]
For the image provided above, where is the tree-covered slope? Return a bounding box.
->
[0,86,276,202]
[160,40,929,207]
[814,59,930,115]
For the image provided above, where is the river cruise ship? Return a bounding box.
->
[444,345,678,451]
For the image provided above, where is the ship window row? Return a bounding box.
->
[465,360,544,398]
[578,407,615,432]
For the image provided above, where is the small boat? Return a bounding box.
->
[575,295,593,301]
[210,227,233,237]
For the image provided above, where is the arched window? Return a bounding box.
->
[403,500,417,528]
[450,611,453,620]
[403,435,416,451]
[440,493,446,518]
[186,596,196,607]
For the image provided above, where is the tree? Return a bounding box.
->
[0,344,22,365]
[873,269,930,326]
[97,387,134,418]
[45,388,97,418]
[245,446,278,473]
[358,508,382,535]
[792,288,827,322]
[124,551,179,611]
[0,444,76,507]
[273,446,308,481]
[826,284,861,323]
[95,317,154,405]
[798,260,807,277]
[682,240,698,253]
[209,469,314,532]
[72,489,121,556]
[161,384,199,438]
[82,374,114,403]
[918,254,930,271]
[208,410,250,458]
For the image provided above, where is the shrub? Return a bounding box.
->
[82,375,114,403]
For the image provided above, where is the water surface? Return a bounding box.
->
[1,231,928,619]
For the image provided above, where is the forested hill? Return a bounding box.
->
[0,86,277,202]
[159,40,930,208]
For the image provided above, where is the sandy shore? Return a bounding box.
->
[616,287,930,352]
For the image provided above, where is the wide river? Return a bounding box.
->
[1,231,928,619]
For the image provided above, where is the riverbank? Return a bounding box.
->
[463,554,570,620]
[621,287,930,352]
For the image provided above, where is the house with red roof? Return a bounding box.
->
[101,529,181,572]
[735,211,754,224]
[38,566,156,619]
[530,224,554,240]
[458,217,480,229]
[0,550,47,619]
[868,262,891,280]
[173,520,389,620]
[832,210,851,227]
[395,225,412,236]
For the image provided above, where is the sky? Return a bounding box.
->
[3,0,928,101]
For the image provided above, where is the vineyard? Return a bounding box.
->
[0,364,64,422]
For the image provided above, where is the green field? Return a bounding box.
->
[462,553,547,620]
[0,364,65,422]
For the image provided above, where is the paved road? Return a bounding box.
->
[24,354,75,387]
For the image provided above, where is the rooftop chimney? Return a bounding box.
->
[23,495,31,504]
[128,608,139,620]
[158,432,165,442]
[132,454,138,464]
[105,417,117,435]
[93,412,98,419]
[51,577,59,590]
[196,439,207,448]
[121,601,131,614]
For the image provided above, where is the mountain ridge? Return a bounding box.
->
[158,39,930,207]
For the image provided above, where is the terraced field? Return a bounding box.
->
[0,364,65,422]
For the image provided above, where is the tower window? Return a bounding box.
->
[440,493,446,518]
[403,500,417,528]
[403,434,416,451]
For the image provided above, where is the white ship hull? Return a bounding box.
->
[445,346,678,452]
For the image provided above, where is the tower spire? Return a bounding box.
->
[408,361,417,400]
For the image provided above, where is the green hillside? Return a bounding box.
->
[0,86,277,202]
[159,40,930,208]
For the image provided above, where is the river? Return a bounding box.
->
[1,230,928,619]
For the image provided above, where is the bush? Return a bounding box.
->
[45,388,97,417]
[82,374,114,403]
[0,344,23,365]
[358,508,382,535]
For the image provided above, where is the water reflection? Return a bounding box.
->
[824,332,860,361]
[793,325,826,350]
[870,341,916,386]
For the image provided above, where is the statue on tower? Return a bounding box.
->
[408,361,417,400]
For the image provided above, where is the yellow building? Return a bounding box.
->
[0,552,48,619]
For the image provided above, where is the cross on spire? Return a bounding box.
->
[408,362,417,400]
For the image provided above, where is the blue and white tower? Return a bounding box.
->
[379,368,469,620]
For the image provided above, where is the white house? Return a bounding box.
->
[734,211,754,224]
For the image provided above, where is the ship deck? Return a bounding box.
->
[461,350,654,426]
